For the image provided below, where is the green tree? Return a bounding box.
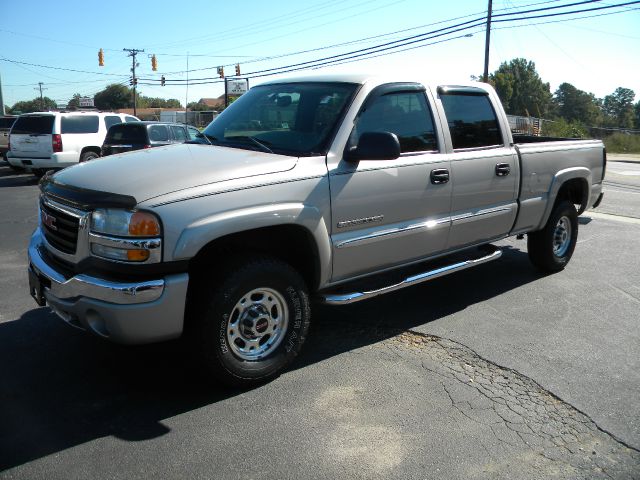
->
[138,96,182,108]
[489,58,552,118]
[603,87,635,128]
[94,84,132,110]
[552,83,601,126]
[67,93,82,109]
[635,101,640,129]
[10,96,57,113]
[187,101,222,111]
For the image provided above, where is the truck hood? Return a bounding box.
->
[51,143,298,203]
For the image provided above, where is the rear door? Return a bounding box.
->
[436,86,518,249]
[9,115,55,158]
[60,115,100,158]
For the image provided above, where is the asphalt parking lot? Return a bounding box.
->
[0,161,639,479]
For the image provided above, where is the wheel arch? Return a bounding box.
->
[537,167,591,230]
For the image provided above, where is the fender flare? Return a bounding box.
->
[537,167,591,230]
[173,202,332,287]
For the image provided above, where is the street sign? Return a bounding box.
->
[79,97,94,107]
[226,79,248,96]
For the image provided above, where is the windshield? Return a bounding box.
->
[202,82,358,156]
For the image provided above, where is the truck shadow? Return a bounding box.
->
[0,245,540,470]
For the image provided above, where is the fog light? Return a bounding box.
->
[92,244,149,262]
[127,249,150,261]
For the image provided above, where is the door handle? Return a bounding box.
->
[430,168,450,184]
[495,163,511,176]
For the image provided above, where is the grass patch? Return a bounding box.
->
[603,132,640,154]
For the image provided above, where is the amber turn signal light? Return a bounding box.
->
[128,211,161,236]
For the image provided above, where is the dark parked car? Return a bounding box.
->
[101,121,201,156]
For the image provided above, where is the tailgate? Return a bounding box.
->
[10,115,54,156]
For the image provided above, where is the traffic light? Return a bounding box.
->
[98,48,104,67]
[161,75,166,86]
[129,77,133,86]
[235,64,241,76]
[133,77,138,86]
[151,54,157,71]
[217,66,224,78]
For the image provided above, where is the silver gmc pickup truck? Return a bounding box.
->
[28,74,606,386]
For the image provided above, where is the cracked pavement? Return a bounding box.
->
[385,330,640,479]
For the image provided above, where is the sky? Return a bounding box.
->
[1,0,639,112]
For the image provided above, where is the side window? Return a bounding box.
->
[104,115,123,129]
[171,126,187,142]
[439,93,502,149]
[125,116,139,123]
[148,125,169,142]
[61,116,99,134]
[352,92,437,153]
[187,127,200,140]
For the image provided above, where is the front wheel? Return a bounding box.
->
[527,200,578,272]
[190,256,311,387]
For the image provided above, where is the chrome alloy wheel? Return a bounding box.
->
[552,215,572,257]
[226,288,289,361]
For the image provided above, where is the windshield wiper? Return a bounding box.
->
[225,135,274,154]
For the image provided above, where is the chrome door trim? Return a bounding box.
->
[451,206,512,223]
[335,217,450,249]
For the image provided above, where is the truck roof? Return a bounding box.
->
[257,73,491,94]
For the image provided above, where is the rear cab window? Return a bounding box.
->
[11,115,55,135]
[61,116,99,134]
[438,87,503,150]
[105,124,148,144]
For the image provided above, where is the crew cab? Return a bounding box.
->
[27,74,605,386]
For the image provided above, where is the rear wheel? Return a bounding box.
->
[80,151,99,162]
[527,200,578,272]
[190,255,311,387]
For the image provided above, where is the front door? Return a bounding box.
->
[329,85,452,282]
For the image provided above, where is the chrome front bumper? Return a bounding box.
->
[28,229,189,344]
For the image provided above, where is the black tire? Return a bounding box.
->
[190,255,311,387]
[527,200,578,272]
[80,151,99,162]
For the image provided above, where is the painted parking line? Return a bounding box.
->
[584,211,640,225]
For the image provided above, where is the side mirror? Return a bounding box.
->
[344,131,400,162]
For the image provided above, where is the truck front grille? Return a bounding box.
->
[40,200,80,254]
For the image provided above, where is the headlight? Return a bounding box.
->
[91,209,161,237]
[89,209,162,263]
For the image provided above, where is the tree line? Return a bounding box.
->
[5,84,182,114]
[481,58,639,135]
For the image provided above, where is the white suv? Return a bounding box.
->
[7,111,139,175]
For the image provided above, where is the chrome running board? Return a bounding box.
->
[319,246,502,305]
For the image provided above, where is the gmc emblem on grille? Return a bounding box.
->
[41,211,57,231]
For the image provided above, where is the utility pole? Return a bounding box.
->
[35,82,47,111]
[123,48,144,116]
[483,0,493,83]
[0,73,5,115]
